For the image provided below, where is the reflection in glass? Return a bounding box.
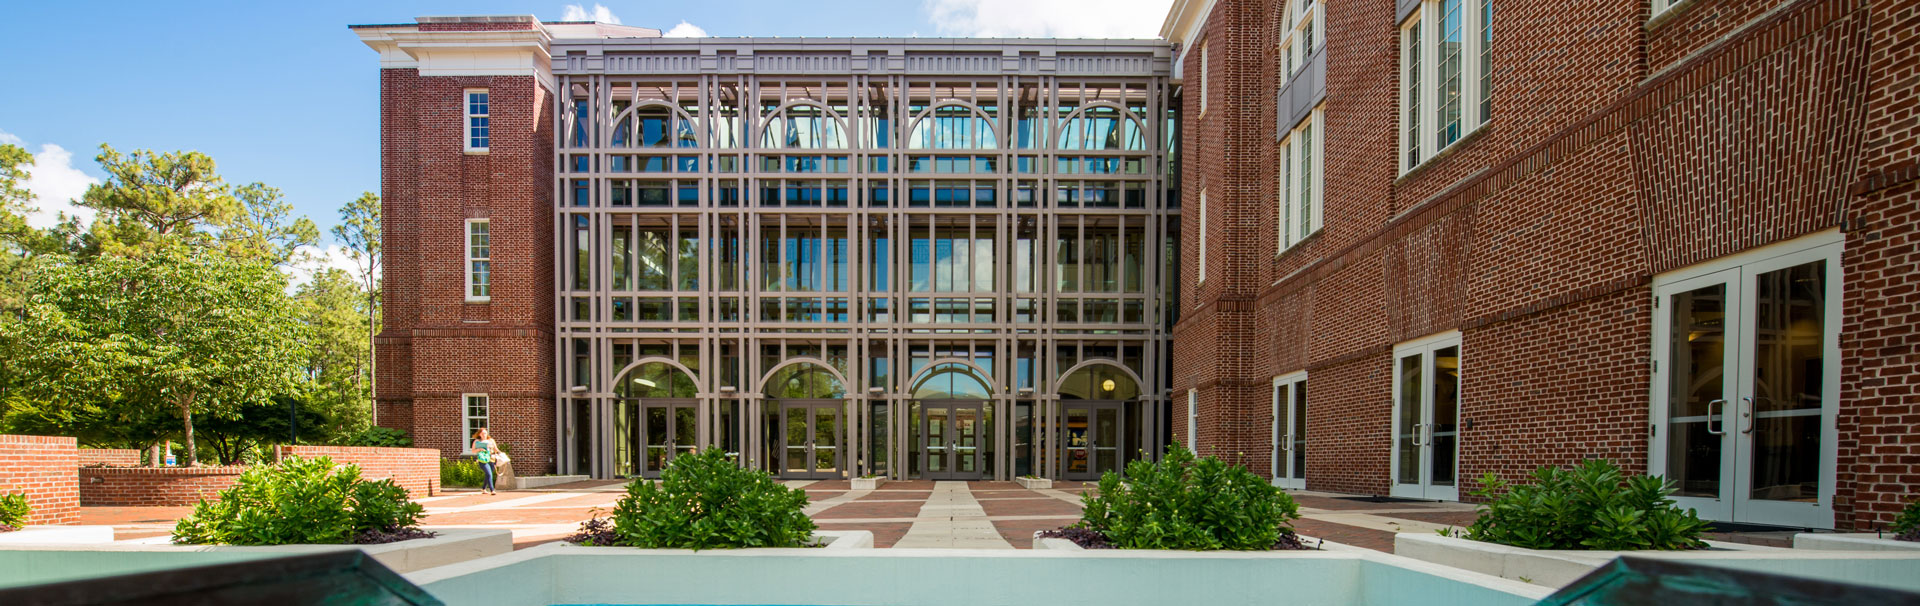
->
[1397,354,1423,485]
[1749,262,1825,502]
[1668,283,1726,498]
[1430,346,1459,487]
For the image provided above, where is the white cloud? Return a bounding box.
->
[285,243,380,289]
[0,130,100,229]
[562,3,621,24]
[662,20,707,37]
[922,0,1174,38]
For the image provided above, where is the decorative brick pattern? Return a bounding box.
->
[1181,0,1914,530]
[277,445,440,498]
[79,467,245,507]
[78,448,141,467]
[0,434,80,525]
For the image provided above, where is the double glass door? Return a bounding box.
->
[1064,401,1126,481]
[1653,237,1839,528]
[922,400,986,480]
[779,400,843,479]
[1272,375,1307,489]
[1391,334,1461,501]
[628,399,697,478]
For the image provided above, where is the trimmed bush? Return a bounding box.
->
[1894,499,1920,542]
[0,492,30,532]
[441,457,485,488]
[1076,443,1303,550]
[171,455,430,546]
[585,449,815,549]
[341,427,413,448]
[1460,459,1707,551]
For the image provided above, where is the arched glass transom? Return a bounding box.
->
[766,362,847,398]
[912,362,993,399]
[762,103,848,149]
[1059,364,1140,400]
[908,104,998,149]
[614,361,698,398]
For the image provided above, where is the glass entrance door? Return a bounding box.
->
[1391,335,1461,501]
[1063,401,1126,481]
[628,399,697,478]
[778,400,843,479]
[1272,374,1307,489]
[1653,237,1839,528]
[922,400,987,480]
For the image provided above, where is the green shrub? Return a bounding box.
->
[598,449,815,549]
[1077,443,1301,550]
[170,456,427,545]
[341,427,413,448]
[1893,499,1920,542]
[0,492,31,531]
[441,457,485,488]
[1461,459,1707,551]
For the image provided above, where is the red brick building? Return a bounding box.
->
[1164,0,1919,531]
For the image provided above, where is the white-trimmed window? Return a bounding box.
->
[466,218,491,302]
[1400,0,1492,172]
[463,393,490,453]
[1187,389,1200,450]
[1279,0,1323,87]
[1197,189,1209,283]
[1199,42,1210,115]
[1652,0,1688,18]
[1278,105,1325,253]
[465,89,491,152]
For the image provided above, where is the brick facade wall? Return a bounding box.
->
[277,445,439,498]
[1183,0,1913,530]
[78,448,142,467]
[374,55,557,474]
[79,467,245,507]
[0,435,80,525]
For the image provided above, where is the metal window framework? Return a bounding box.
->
[547,38,1178,481]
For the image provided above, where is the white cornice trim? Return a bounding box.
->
[355,27,556,92]
[1159,0,1217,84]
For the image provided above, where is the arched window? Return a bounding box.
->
[1058,363,1140,400]
[614,361,698,398]
[1057,105,1144,151]
[908,104,997,150]
[762,103,848,149]
[610,102,702,149]
[765,362,846,398]
[912,362,993,399]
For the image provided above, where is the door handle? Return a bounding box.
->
[1705,399,1726,435]
[1279,433,1292,451]
[1740,397,1755,434]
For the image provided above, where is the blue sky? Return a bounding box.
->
[0,0,1168,271]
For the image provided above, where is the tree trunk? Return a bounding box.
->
[177,392,198,467]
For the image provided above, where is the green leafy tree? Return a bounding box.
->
[195,396,334,466]
[223,183,318,267]
[295,268,372,437]
[77,145,240,256]
[4,249,310,466]
[332,192,381,418]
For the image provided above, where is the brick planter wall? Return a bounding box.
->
[278,445,439,498]
[0,434,80,525]
[79,467,246,507]
[79,449,142,467]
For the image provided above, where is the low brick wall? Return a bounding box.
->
[0,434,80,525]
[79,448,142,467]
[79,466,246,507]
[278,445,439,498]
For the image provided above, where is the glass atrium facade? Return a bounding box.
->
[550,39,1179,480]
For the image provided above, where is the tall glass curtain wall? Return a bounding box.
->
[549,60,1176,481]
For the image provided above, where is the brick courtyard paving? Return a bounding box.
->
[75,481,1491,553]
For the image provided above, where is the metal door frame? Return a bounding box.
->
[623,398,699,478]
[920,399,988,480]
[1272,372,1307,489]
[1061,400,1127,481]
[776,399,845,480]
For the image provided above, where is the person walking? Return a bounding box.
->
[472,428,500,495]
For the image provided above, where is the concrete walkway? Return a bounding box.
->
[893,481,1014,549]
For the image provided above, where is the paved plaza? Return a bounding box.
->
[76,481,1517,552]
